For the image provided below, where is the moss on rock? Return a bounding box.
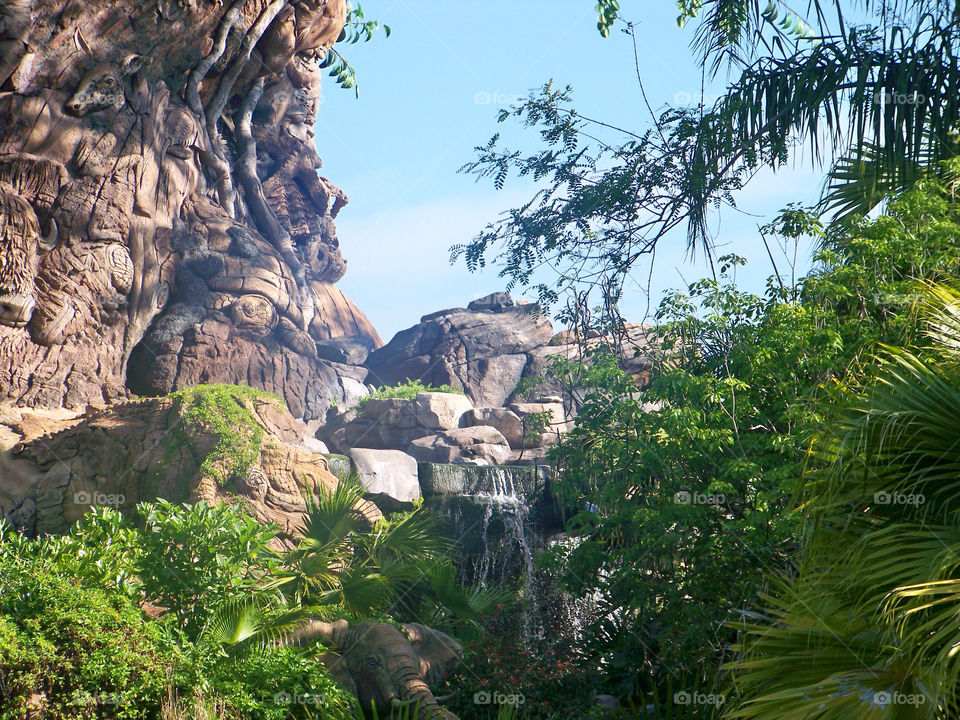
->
[168,384,285,487]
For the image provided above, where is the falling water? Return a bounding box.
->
[426,466,543,640]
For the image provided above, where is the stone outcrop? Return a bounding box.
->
[347,447,421,510]
[0,390,377,545]
[364,293,554,408]
[414,392,474,431]
[0,0,379,421]
[319,392,474,454]
[461,407,525,449]
[407,426,512,466]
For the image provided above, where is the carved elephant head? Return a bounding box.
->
[293,619,463,720]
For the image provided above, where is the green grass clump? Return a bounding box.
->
[169,384,284,487]
[356,379,463,410]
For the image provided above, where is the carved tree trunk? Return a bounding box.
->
[0,0,379,420]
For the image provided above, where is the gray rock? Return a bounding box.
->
[348,448,421,509]
[315,335,377,365]
[299,436,330,455]
[339,377,369,409]
[414,392,474,431]
[365,305,553,407]
[467,292,514,313]
[407,426,512,466]
[463,407,525,449]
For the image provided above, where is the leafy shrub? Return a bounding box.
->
[136,500,282,639]
[207,646,357,720]
[357,379,464,410]
[0,556,172,719]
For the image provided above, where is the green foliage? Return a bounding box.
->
[0,484,468,719]
[0,556,171,719]
[0,507,143,599]
[136,500,283,639]
[273,479,500,622]
[323,2,391,96]
[206,645,356,720]
[357,379,464,410]
[170,383,281,487]
[725,282,960,718]
[675,0,960,218]
[595,0,620,37]
[455,82,744,305]
[536,183,960,706]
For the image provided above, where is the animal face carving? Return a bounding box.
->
[65,55,142,117]
[0,191,41,327]
[229,294,278,338]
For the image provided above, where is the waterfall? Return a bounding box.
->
[422,462,601,653]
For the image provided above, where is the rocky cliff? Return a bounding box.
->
[0,0,379,420]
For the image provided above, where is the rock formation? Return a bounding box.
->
[0,0,379,420]
[364,295,554,408]
[0,387,379,545]
[364,292,655,410]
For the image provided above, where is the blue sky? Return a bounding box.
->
[314,1,825,341]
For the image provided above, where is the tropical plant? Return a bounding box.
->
[640,0,960,222]
[0,553,173,720]
[460,1,960,314]
[512,183,960,710]
[726,281,960,719]
[273,480,506,624]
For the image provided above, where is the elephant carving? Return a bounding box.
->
[292,619,463,720]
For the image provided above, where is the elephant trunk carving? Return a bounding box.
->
[293,619,463,720]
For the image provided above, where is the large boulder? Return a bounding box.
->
[414,392,474,431]
[316,391,477,453]
[347,448,421,510]
[407,426,512,466]
[0,388,378,546]
[462,407,525,449]
[510,399,573,446]
[364,295,553,408]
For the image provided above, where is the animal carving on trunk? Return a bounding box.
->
[0,190,57,328]
[65,51,143,117]
[0,0,379,416]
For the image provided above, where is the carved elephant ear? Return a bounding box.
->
[402,623,463,687]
